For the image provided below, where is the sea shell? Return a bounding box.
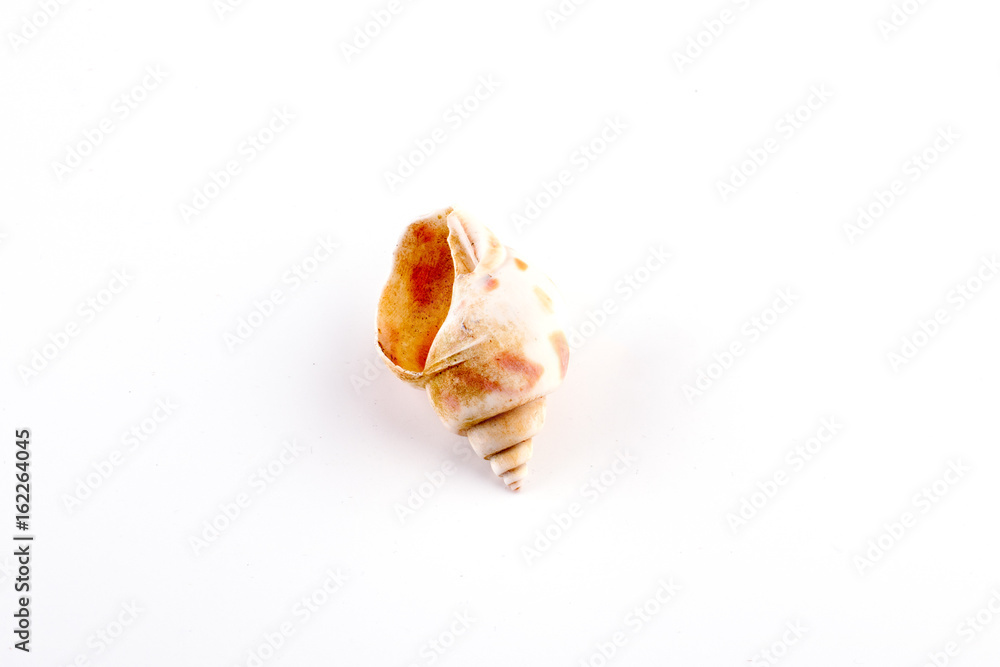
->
[376,208,569,490]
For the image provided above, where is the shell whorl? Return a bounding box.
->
[465,398,545,491]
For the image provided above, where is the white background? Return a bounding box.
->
[2,0,999,665]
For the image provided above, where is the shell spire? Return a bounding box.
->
[376,208,569,490]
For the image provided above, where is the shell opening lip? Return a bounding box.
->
[376,211,457,375]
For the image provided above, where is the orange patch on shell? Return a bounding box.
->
[514,258,528,271]
[550,331,569,379]
[496,351,544,389]
[439,392,460,414]
[484,276,499,291]
[409,260,451,306]
[405,222,453,308]
[411,221,436,244]
[452,367,504,395]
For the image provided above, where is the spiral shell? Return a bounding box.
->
[376,208,569,490]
